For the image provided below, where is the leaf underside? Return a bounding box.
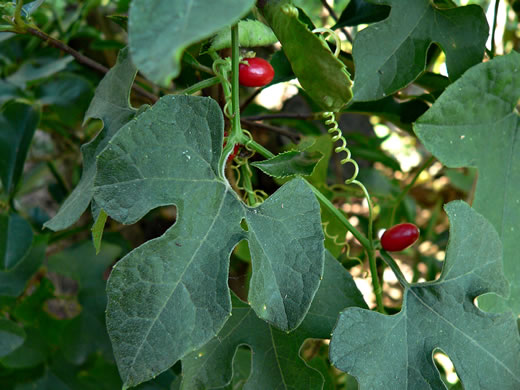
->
[129,0,255,86]
[43,47,138,231]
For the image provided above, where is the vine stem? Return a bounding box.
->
[380,250,411,289]
[177,76,220,95]
[230,24,242,140]
[490,0,500,59]
[21,27,158,102]
[14,0,24,27]
[390,155,435,226]
[245,137,385,312]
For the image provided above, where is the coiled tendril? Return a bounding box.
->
[322,111,375,250]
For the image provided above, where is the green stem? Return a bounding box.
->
[490,0,500,59]
[368,250,385,312]
[177,76,220,95]
[230,24,242,140]
[14,0,24,28]
[390,156,434,226]
[380,250,411,289]
[240,164,257,206]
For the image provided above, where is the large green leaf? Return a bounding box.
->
[181,251,367,389]
[0,212,33,271]
[330,201,520,389]
[352,0,488,101]
[414,52,520,317]
[128,0,255,85]
[93,95,324,388]
[44,48,138,231]
[47,241,123,365]
[259,0,352,111]
[0,102,39,196]
[0,319,25,358]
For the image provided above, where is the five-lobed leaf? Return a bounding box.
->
[352,0,488,101]
[44,47,138,231]
[93,95,324,388]
[330,201,520,389]
[181,251,367,389]
[129,0,255,86]
[414,52,520,317]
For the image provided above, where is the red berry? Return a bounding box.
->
[239,57,275,87]
[380,223,420,252]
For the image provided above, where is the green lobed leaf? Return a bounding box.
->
[251,150,322,178]
[0,234,47,297]
[43,47,138,231]
[210,20,278,51]
[330,201,520,389]
[259,0,352,111]
[0,212,33,271]
[0,102,40,196]
[352,0,488,101]
[93,95,324,387]
[0,319,26,358]
[128,0,255,86]
[181,251,367,389]
[47,241,123,365]
[414,52,520,316]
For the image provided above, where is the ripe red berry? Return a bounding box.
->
[239,57,275,87]
[380,223,420,252]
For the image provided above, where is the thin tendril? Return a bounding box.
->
[322,111,374,245]
[312,27,341,57]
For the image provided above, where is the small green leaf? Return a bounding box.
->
[94,95,324,387]
[181,251,366,389]
[333,0,390,28]
[0,319,25,358]
[0,234,47,297]
[259,0,352,111]
[6,56,74,88]
[128,0,255,85]
[0,212,33,271]
[414,52,520,317]
[44,47,138,231]
[91,209,108,254]
[352,0,488,101]
[211,20,278,51]
[252,150,322,178]
[0,102,39,196]
[0,327,48,368]
[330,201,520,389]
